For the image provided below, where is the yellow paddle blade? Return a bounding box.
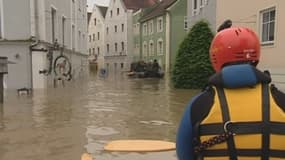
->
[81,153,93,160]
[104,140,176,152]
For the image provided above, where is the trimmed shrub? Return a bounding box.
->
[172,20,214,89]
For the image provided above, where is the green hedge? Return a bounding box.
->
[172,20,214,89]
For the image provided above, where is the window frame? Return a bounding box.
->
[121,23,124,32]
[149,20,154,35]
[115,43,118,52]
[143,41,148,56]
[157,17,163,32]
[157,39,164,55]
[143,23,148,35]
[260,7,276,46]
[149,40,154,55]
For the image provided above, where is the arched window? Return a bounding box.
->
[149,40,154,55]
[157,39,163,55]
[143,41,148,57]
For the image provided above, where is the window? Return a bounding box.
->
[192,0,198,15]
[149,21,153,34]
[110,10,113,17]
[107,44,110,53]
[136,23,140,34]
[143,23,147,35]
[149,41,154,55]
[115,43,118,52]
[106,27,109,34]
[261,7,275,44]
[89,35,91,42]
[93,34,95,41]
[157,18,163,32]
[121,42,124,51]
[117,8,120,15]
[121,24,124,32]
[184,16,188,30]
[92,48,95,54]
[143,41,148,56]
[121,63,124,69]
[89,48,92,55]
[199,0,204,8]
[97,32,100,40]
[115,25,117,32]
[205,0,209,5]
[193,0,198,10]
[94,18,96,25]
[78,0,81,11]
[97,47,100,55]
[157,39,163,55]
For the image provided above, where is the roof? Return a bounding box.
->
[97,5,108,18]
[140,0,177,22]
[122,0,158,11]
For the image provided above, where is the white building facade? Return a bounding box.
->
[104,0,133,72]
[103,0,158,72]
[88,4,107,70]
[0,0,88,89]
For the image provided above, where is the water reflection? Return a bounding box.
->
[0,72,198,160]
[0,105,4,130]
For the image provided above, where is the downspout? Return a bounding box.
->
[29,0,39,90]
[165,11,171,74]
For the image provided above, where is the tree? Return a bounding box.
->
[172,20,214,89]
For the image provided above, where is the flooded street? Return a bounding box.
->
[0,72,198,160]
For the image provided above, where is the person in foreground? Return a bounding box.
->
[176,24,285,160]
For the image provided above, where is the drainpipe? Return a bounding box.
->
[29,0,38,90]
[165,11,171,74]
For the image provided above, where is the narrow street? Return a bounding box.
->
[0,72,198,160]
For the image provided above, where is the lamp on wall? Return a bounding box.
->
[15,53,20,59]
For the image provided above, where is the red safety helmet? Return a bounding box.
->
[209,27,260,72]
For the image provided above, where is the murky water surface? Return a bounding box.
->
[0,72,198,160]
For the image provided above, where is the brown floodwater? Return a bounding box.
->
[0,71,199,160]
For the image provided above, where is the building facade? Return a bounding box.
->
[104,0,133,72]
[138,0,187,73]
[104,0,157,72]
[88,4,107,70]
[132,9,142,62]
[0,0,88,89]
[187,0,285,88]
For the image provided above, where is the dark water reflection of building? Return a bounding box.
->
[0,71,198,160]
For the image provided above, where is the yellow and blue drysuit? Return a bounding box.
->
[176,64,285,160]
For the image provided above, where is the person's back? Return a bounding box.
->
[176,26,285,160]
[152,59,159,73]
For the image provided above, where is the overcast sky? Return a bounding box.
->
[87,0,110,11]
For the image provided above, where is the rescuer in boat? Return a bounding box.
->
[176,23,285,160]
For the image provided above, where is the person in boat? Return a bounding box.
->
[152,59,160,73]
[176,23,285,160]
[135,60,146,72]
